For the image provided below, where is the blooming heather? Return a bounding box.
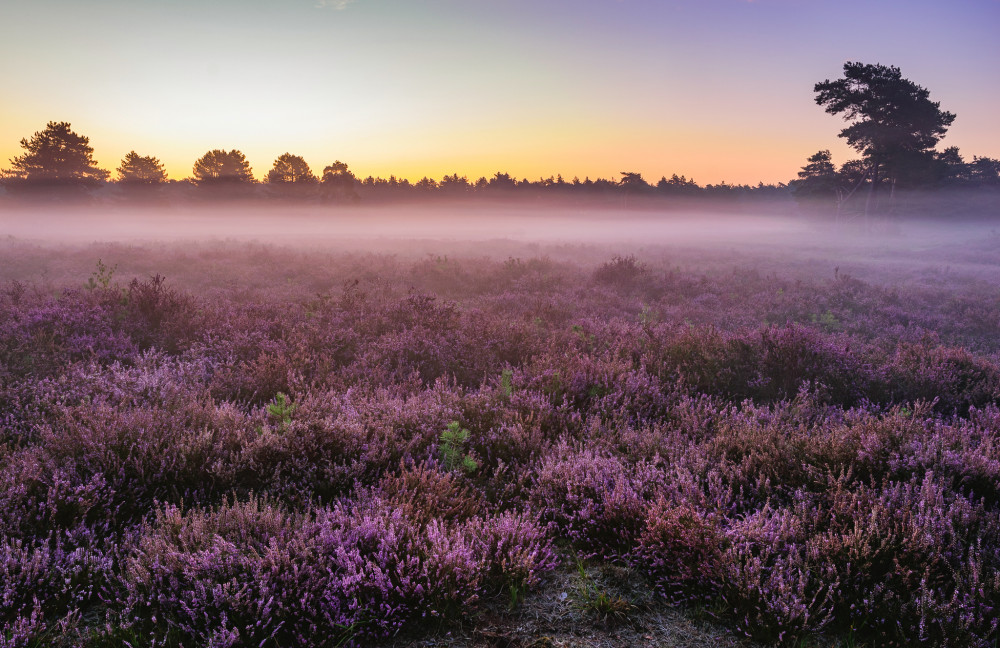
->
[1,241,1000,646]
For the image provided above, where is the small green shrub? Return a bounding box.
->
[86,259,117,291]
[440,421,478,474]
[500,368,514,400]
[266,392,296,428]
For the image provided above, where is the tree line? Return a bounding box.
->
[2,62,998,208]
[0,122,789,204]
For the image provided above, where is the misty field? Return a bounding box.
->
[2,218,1000,647]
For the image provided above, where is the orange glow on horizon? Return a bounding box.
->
[0,116,857,188]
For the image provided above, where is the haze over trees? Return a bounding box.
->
[117,152,167,186]
[321,161,359,202]
[265,153,318,185]
[789,150,841,207]
[264,153,319,200]
[191,149,255,186]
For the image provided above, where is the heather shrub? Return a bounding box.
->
[388,291,461,333]
[458,383,584,466]
[532,444,665,559]
[590,367,677,425]
[121,495,557,646]
[240,386,464,501]
[0,530,114,646]
[722,505,838,645]
[465,510,561,604]
[887,341,1000,414]
[239,415,362,502]
[640,323,875,406]
[0,459,114,538]
[593,254,644,287]
[119,274,200,354]
[724,540,839,645]
[895,556,1000,647]
[466,408,553,475]
[524,347,625,412]
[742,325,873,405]
[377,462,483,525]
[461,309,543,370]
[830,475,1000,645]
[349,325,475,388]
[633,498,726,603]
[0,352,214,450]
[941,406,1000,504]
[639,324,736,396]
[704,415,816,510]
[305,497,480,636]
[121,498,304,646]
[191,301,302,405]
[715,471,1000,646]
[221,350,297,406]
[0,401,245,535]
[0,291,137,378]
[408,255,478,297]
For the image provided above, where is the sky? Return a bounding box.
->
[1,0,998,185]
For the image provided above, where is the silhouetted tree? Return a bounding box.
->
[2,121,109,195]
[487,172,517,191]
[414,177,439,192]
[933,147,970,186]
[321,161,358,202]
[656,174,700,196]
[619,171,648,189]
[192,149,255,186]
[814,62,955,216]
[265,153,317,200]
[790,150,841,207]
[619,171,650,206]
[591,177,617,194]
[798,150,836,179]
[970,156,1000,186]
[839,159,868,187]
[440,173,470,194]
[117,152,167,185]
[265,153,317,185]
[190,149,255,199]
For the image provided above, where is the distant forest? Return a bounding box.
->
[1,63,999,214]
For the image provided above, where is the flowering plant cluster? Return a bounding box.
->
[2,239,1000,646]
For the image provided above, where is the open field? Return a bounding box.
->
[2,208,1000,647]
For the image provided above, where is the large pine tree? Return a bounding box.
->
[814,62,955,213]
[3,121,110,193]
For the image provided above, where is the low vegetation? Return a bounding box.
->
[2,234,1000,647]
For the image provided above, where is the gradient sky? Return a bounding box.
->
[1,0,998,185]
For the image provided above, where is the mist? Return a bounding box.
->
[0,201,808,244]
[2,197,995,246]
[2,198,998,281]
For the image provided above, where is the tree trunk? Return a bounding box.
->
[863,160,879,231]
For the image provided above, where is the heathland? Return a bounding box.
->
[1,212,1000,647]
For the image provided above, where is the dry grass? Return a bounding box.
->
[392,561,757,648]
